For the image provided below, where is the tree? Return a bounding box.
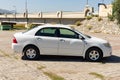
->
[112,0,120,24]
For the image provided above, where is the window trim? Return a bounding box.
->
[58,28,79,39]
[35,27,58,37]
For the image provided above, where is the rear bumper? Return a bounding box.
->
[12,43,23,53]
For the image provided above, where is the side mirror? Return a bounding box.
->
[79,35,85,40]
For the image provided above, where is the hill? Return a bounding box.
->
[75,17,120,35]
[0,9,13,14]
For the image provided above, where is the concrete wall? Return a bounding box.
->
[0,11,85,19]
[0,18,85,25]
[0,11,86,25]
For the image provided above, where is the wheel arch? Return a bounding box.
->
[84,46,103,58]
[22,44,40,55]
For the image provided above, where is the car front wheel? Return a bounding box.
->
[85,48,103,62]
[23,46,40,60]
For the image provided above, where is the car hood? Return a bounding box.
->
[86,36,108,44]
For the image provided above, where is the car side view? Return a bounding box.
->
[12,24,112,61]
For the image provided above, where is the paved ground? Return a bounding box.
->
[0,30,120,80]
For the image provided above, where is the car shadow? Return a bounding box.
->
[22,55,120,63]
[101,55,120,63]
[22,55,85,62]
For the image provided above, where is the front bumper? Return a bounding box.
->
[103,46,112,57]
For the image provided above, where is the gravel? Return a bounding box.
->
[0,30,120,80]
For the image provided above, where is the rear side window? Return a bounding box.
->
[35,27,57,37]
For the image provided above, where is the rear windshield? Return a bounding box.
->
[23,26,38,33]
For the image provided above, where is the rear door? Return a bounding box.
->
[35,27,59,55]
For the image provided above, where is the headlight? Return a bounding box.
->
[103,42,111,47]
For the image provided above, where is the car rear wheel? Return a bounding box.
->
[85,48,103,62]
[23,46,40,60]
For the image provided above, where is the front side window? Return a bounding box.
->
[35,27,57,37]
[59,28,78,39]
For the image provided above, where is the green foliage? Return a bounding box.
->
[43,72,65,80]
[86,25,93,30]
[89,72,105,80]
[75,21,82,26]
[14,56,19,60]
[13,24,40,30]
[93,30,101,33]
[86,16,92,20]
[13,24,26,30]
[108,14,114,21]
[98,17,103,21]
[93,14,99,17]
[37,65,46,70]
[28,24,41,29]
[112,0,120,24]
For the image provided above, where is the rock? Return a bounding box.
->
[76,17,120,35]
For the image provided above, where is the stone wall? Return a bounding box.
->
[99,4,112,17]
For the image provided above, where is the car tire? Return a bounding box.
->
[23,46,40,60]
[85,48,103,62]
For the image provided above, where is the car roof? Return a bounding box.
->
[37,24,72,29]
[23,24,74,35]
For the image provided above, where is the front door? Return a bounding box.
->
[58,28,85,56]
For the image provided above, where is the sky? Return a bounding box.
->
[0,0,113,13]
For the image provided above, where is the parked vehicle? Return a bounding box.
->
[12,24,112,61]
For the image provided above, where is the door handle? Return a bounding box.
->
[60,39,65,42]
[36,38,42,40]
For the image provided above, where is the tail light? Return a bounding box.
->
[13,37,17,43]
